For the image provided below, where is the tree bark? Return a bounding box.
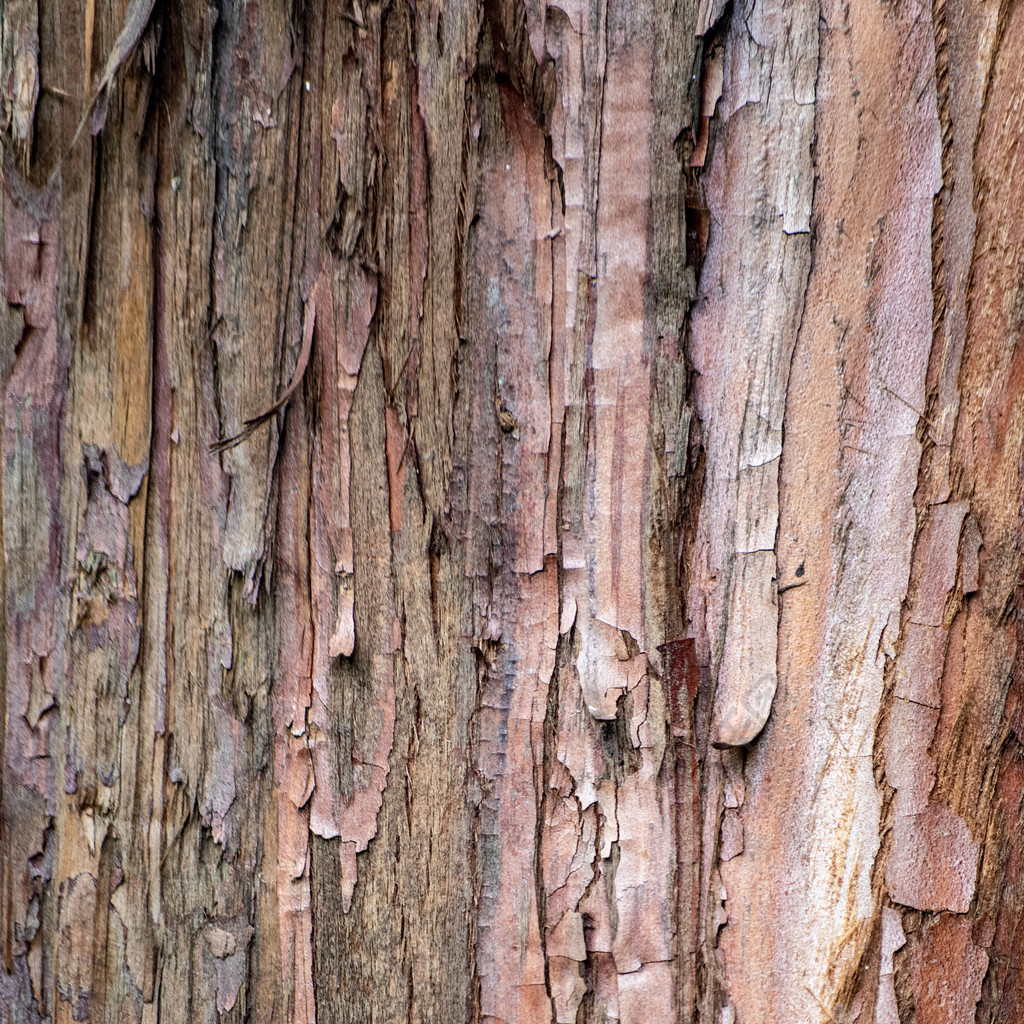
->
[1,0,1023,1022]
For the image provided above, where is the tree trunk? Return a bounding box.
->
[1,0,1022,1021]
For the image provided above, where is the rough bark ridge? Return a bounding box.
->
[1,0,1023,1023]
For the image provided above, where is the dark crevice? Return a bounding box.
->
[205,0,230,450]
[535,620,568,1022]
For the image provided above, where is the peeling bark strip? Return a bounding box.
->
[70,0,157,146]
[3,0,1024,1022]
[689,0,815,752]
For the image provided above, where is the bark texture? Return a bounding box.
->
[1,0,1023,1022]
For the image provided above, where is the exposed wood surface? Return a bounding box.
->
[1,0,1023,1022]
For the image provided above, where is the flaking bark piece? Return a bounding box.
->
[711,550,778,748]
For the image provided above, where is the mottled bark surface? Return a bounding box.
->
[1,0,1023,1022]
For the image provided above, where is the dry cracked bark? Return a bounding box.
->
[1,0,1023,1022]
